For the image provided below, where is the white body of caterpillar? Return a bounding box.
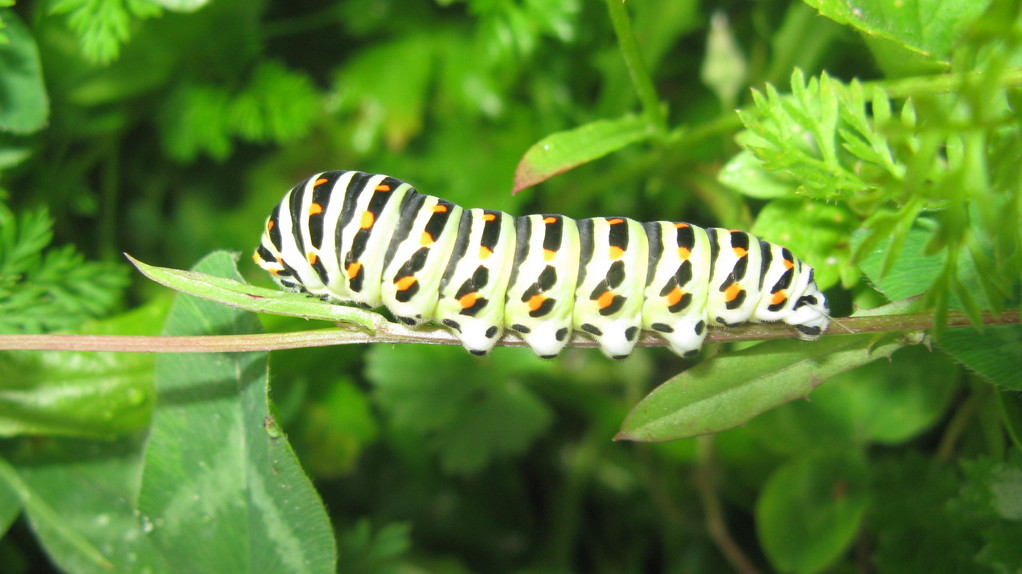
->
[254,170,829,359]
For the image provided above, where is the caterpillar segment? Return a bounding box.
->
[504,215,581,359]
[255,170,831,359]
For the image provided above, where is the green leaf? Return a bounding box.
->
[366,345,553,475]
[756,451,869,574]
[700,12,747,109]
[127,254,381,329]
[0,10,48,134]
[0,471,19,538]
[0,301,162,438]
[803,0,992,61]
[939,325,1022,390]
[617,317,912,442]
[856,225,942,301]
[513,114,653,193]
[49,0,163,64]
[137,251,336,573]
[718,149,797,200]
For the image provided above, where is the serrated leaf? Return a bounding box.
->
[513,115,652,194]
[0,10,49,134]
[127,254,380,329]
[617,329,910,442]
[804,0,991,61]
[757,451,868,574]
[138,251,336,573]
[718,150,795,200]
[938,325,1022,390]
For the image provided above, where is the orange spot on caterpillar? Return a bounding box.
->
[724,282,743,302]
[346,262,362,279]
[733,247,748,258]
[307,252,318,265]
[314,178,329,186]
[479,246,493,260]
[608,218,624,225]
[268,268,280,275]
[395,276,417,291]
[675,222,689,228]
[527,293,547,312]
[483,213,497,222]
[459,292,480,309]
[432,204,448,213]
[266,220,274,231]
[783,258,794,270]
[666,287,684,306]
[544,249,556,261]
[375,184,391,192]
[609,246,625,259]
[420,232,434,246]
[252,252,261,264]
[360,211,375,229]
[771,290,787,306]
[596,290,616,310]
[677,247,691,259]
[309,203,323,216]
[543,216,558,224]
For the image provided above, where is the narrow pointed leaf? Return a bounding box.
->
[513,115,652,194]
[128,254,380,329]
[617,332,910,442]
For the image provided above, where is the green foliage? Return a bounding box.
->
[159,61,321,162]
[49,0,162,64]
[1,0,1020,572]
[0,206,127,334]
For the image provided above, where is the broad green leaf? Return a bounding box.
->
[757,451,868,574]
[1,436,171,574]
[939,325,1022,390]
[617,322,912,442]
[0,10,48,134]
[513,114,653,193]
[138,251,336,573]
[366,345,553,475]
[128,254,380,329]
[0,301,162,438]
[718,149,796,200]
[803,0,992,61]
[855,225,941,301]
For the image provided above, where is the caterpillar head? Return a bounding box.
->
[787,282,829,340]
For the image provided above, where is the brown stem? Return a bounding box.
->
[0,309,1016,353]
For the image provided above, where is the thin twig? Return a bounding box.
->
[0,309,1016,353]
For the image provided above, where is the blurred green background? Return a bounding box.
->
[1,0,1021,572]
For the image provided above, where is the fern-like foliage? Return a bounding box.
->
[737,64,1021,333]
[158,61,321,162]
[48,0,162,64]
[0,205,128,334]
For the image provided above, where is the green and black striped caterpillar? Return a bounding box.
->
[254,170,830,359]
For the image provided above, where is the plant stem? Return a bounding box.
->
[604,0,666,135]
[0,309,1016,353]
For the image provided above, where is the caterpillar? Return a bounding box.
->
[253,170,830,359]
